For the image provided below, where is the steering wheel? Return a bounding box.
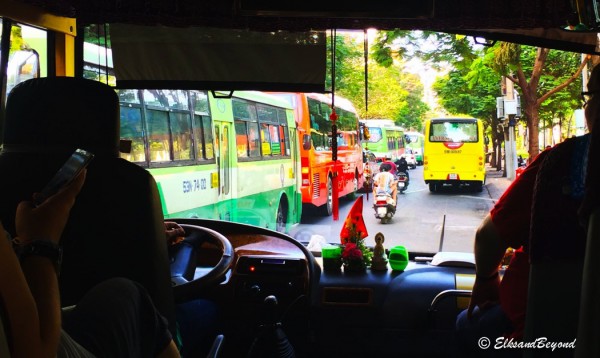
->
[169,223,234,299]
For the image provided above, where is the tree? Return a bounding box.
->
[330,33,428,130]
[489,44,586,159]
[374,31,588,160]
[432,61,504,169]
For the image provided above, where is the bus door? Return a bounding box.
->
[214,122,233,220]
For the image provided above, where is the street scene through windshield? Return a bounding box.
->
[292,162,512,255]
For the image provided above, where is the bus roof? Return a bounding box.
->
[360,119,396,127]
[230,91,294,109]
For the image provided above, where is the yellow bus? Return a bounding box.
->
[423,117,486,192]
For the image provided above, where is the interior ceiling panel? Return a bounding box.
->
[15,0,599,55]
[16,0,574,30]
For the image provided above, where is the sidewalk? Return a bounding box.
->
[484,164,513,203]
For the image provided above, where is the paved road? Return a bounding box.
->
[291,164,513,255]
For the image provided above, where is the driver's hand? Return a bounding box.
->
[467,274,500,320]
[165,221,185,245]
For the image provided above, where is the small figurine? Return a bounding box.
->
[371,232,388,271]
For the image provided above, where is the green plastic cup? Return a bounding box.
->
[389,246,409,271]
[321,245,342,271]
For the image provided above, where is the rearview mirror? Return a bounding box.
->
[303,134,311,150]
[6,49,40,96]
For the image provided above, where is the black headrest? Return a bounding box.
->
[3,77,120,157]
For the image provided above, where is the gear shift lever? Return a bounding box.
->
[247,295,296,358]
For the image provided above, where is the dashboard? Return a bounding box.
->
[170,218,475,357]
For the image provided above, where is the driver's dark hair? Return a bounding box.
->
[380,163,391,172]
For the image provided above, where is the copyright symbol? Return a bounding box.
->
[478,337,491,349]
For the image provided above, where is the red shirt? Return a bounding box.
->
[489,150,549,339]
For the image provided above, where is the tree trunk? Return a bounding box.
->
[495,138,503,171]
[527,109,540,159]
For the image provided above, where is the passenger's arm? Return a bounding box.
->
[0,170,86,358]
[467,214,507,318]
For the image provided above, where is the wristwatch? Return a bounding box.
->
[19,240,62,274]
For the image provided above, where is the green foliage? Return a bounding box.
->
[326,34,362,92]
[373,31,479,71]
[432,64,500,126]
[491,42,521,74]
[331,33,429,130]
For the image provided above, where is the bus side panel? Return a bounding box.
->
[235,159,298,230]
[151,166,221,219]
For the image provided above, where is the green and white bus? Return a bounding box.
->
[118,89,302,233]
[360,119,406,161]
[404,131,425,165]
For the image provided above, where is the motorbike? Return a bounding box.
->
[373,190,396,224]
[397,171,409,193]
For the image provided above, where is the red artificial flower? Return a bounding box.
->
[342,243,363,260]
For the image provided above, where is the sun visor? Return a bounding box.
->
[110,24,327,92]
[461,27,600,55]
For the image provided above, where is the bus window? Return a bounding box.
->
[430,121,479,143]
[235,120,250,158]
[5,23,46,97]
[245,122,259,158]
[145,109,170,162]
[193,115,211,159]
[120,105,147,163]
[269,125,281,155]
[233,99,262,158]
[191,91,214,161]
[170,111,193,161]
[260,123,272,155]
[367,127,382,143]
[278,108,290,155]
[311,130,328,151]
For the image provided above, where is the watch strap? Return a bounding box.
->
[19,240,62,274]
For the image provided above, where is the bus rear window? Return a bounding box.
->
[429,121,478,143]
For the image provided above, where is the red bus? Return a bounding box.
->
[273,93,364,216]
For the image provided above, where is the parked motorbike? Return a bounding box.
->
[373,190,396,224]
[397,171,409,193]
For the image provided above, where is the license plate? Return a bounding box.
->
[449,173,458,180]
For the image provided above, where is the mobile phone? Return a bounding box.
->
[34,149,94,206]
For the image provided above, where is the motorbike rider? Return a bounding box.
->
[373,163,398,204]
[394,156,410,181]
[381,157,397,175]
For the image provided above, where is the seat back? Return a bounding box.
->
[0,77,175,334]
[575,208,600,357]
[524,136,587,357]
